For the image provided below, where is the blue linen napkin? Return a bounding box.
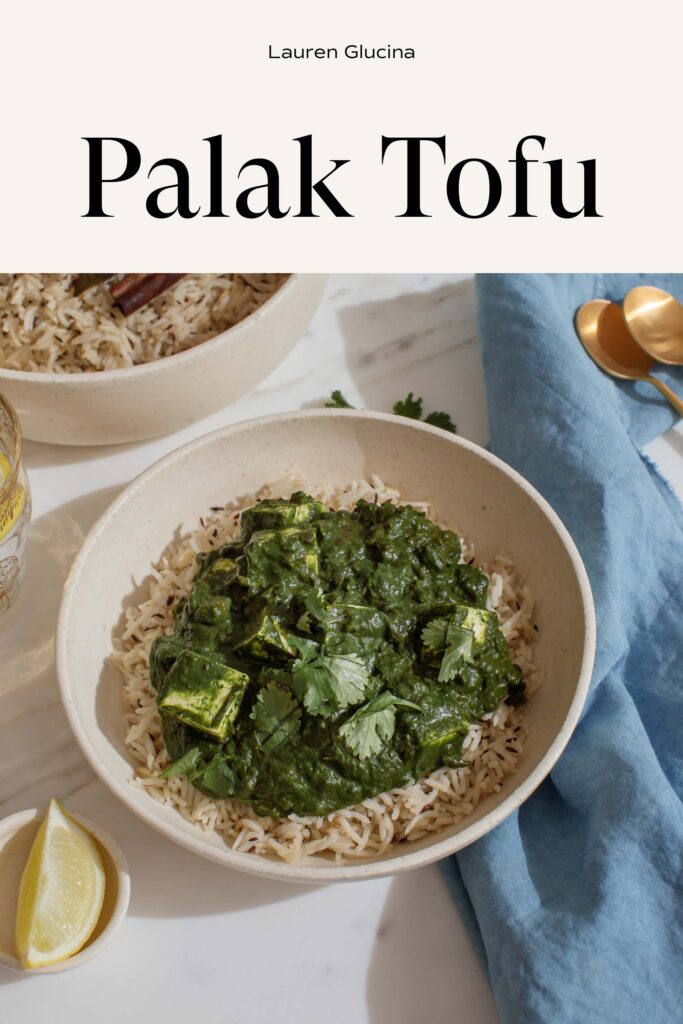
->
[441,274,683,1024]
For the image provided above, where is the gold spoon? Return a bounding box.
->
[575,299,683,416]
[623,286,683,365]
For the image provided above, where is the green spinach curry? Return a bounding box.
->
[150,493,525,817]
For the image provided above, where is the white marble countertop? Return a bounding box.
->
[1,274,681,1023]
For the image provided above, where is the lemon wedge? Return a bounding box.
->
[15,799,105,969]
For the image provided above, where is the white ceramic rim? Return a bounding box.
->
[0,807,131,973]
[0,273,302,385]
[57,409,596,883]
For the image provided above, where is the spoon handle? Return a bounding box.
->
[647,376,683,417]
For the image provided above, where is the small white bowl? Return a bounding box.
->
[0,273,326,446]
[0,807,130,973]
[57,410,595,883]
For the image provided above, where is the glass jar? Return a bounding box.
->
[0,393,31,614]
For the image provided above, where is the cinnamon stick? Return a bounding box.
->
[110,274,186,315]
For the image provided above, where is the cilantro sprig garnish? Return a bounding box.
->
[339,692,421,760]
[325,390,456,434]
[393,393,457,433]
[392,392,423,419]
[250,682,302,753]
[290,646,369,717]
[422,618,475,682]
[423,410,457,432]
[325,389,354,409]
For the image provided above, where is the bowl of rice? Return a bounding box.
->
[56,410,595,882]
[0,273,326,445]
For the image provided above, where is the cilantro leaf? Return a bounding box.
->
[421,617,451,651]
[325,389,354,409]
[393,392,423,419]
[439,624,475,682]
[339,705,393,760]
[325,653,369,704]
[304,591,328,623]
[162,746,205,780]
[200,755,237,797]
[250,682,301,752]
[339,691,421,760]
[251,682,299,733]
[291,651,369,717]
[440,630,473,679]
[424,410,457,434]
[287,632,318,661]
[290,659,333,715]
[422,618,475,682]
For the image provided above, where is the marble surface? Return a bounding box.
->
[1,274,681,1023]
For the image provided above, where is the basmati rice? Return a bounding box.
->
[0,273,286,373]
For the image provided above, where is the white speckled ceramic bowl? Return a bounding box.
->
[56,410,595,882]
[0,806,130,973]
[0,274,326,446]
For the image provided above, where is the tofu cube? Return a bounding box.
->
[158,650,248,741]
[232,608,296,662]
[241,498,326,537]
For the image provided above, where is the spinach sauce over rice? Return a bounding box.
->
[150,493,526,817]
